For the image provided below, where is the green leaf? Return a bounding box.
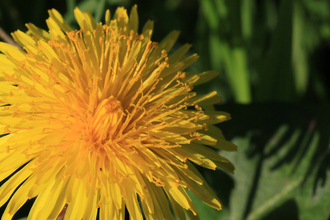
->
[94,0,106,23]
[192,103,330,220]
[66,0,76,14]
[255,0,296,102]
[200,0,220,31]
[264,0,278,31]
[76,0,98,13]
[292,1,309,96]
[240,0,254,40]
[219,44,251,104]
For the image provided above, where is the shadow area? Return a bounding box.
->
[215,103,330,218]
[260,198,299,220]
[199,167,235,209]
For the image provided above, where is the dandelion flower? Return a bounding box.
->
[0,5,236,220]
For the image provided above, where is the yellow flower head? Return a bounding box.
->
[0,6,236,220]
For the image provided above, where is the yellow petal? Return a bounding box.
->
[64,180,85,220]
[82,176,98,220]
[46,18,66,40]
[141,20,154,40]
[26,23,51,41]
[167,192,186,220]
[188,91,221,106]
[48,9,73,32]
[202,111,231,125]
[168,43,192,65]
[2,174,36,219]
[28,178,56,220]
[105,9,111,26]
[129,5,139,33]
[188,70,219,86]
[150,130,190,144]
[198,128,237,151]
[122,179,143,220]
[175,166,221,210]
[47,180,69,219]
[0,42,26,64]
[165,183,197,215]
[12,30,37,51]
[144,177,175,220]
[83,11,97,31]
[0,162,34,207]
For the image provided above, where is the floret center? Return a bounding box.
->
[90,96,124,143]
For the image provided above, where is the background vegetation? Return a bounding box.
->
[0,0,330,219]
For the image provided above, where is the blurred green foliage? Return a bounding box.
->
[1,0,330,219]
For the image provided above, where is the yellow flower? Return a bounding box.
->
[0,5,236,220]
